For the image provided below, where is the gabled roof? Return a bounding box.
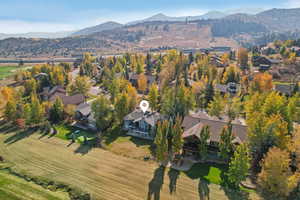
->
[50,93,85,106]
[76,103,91,116]
[124,109,163,127]
[182,113,247,144]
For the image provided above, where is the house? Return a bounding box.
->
[49,93,85,106]
[274,83,299,96]
[252,56,280,67]
[291,46,300,57]
[128,73,156,88]
[210,55,226,67]
[182,112,247,156]
[259,64,271,72]
[215,82,240,95]
[75,103,97,131]
[123,109,164,140]
[40,85,66,101]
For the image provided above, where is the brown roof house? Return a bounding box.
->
[123,109,164,140]
[182,112,247,155]
[42,85,85,106]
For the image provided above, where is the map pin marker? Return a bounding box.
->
[140,100,149,113]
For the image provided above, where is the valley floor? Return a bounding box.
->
[0,125,260,200]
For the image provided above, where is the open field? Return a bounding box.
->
[0,170,68,200]
[0,124,260,200]
[0,65,31,80]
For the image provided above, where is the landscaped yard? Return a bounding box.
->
[0,65,31,80]
[54,124,96,143]
[0,122,261,200]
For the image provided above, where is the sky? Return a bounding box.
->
[0,0,300,33]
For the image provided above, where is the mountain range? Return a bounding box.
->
[2,8,300,58]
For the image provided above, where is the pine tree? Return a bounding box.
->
[227,144,250,188]
[49,97,65,123]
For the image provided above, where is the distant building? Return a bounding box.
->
[274,83,299,96]
[252,56,280,67]
[215,82,240,95]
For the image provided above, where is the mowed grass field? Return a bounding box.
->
[0,65,31,79]
[0,170,68,200]
[0,127,260,200]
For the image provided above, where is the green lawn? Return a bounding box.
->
[0,65,31,80]
[54,124,96,144]
[184,163,227,185]
[0,170,68,200]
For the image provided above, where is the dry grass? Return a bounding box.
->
[0,127,260,200]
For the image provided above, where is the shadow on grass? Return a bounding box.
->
[168,168,180,194]
[147,166,166,200]
[74,139,97,156]
[0,122,18,134]
[4,128,37,145]
[199,178,210,200]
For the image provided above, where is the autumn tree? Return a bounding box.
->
[148,84,159,111]
[126,84,138,111]
[4,99,17,122]
[227,144,250,188]
[29,94,45,126]
[250,73,273,93]
[258,147,299,199]
[24,78,37,96]
[91,95,113,132]
[138,74,147,94]
[114,92,130,122]
[68,76,91,96]
[237,48,248,69]
[198,125,210,159]
[208,92,224,118]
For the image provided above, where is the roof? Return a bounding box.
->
[128,73,156,84]
[182,113,247,144]
[50,93,85,106]
[76,103,91,116]
[124,109,163,127]
[274,84,297,96]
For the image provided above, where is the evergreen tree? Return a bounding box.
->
[49,97,64,123]
[219,122,234,161]
[198,125,210,159]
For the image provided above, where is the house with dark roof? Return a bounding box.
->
[123,109,164,140]
[182,112,247,156]
[252,56,280,67]
[274,83,299,96]
[75,102,97,131]
[128,73,156,88]
[215,82,240,95]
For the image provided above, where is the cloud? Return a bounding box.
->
[0,20,76,34]
[285,0,300,8]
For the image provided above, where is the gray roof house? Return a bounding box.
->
[75,102,97,131]
[123,109,164,140]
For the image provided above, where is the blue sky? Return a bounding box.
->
[0,0,299,33]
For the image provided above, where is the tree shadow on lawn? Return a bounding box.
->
[4,128,37,145]
[147,166,166,200]
[0,122,18,134]
[168,168,180,194]
[74,139,97,156]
